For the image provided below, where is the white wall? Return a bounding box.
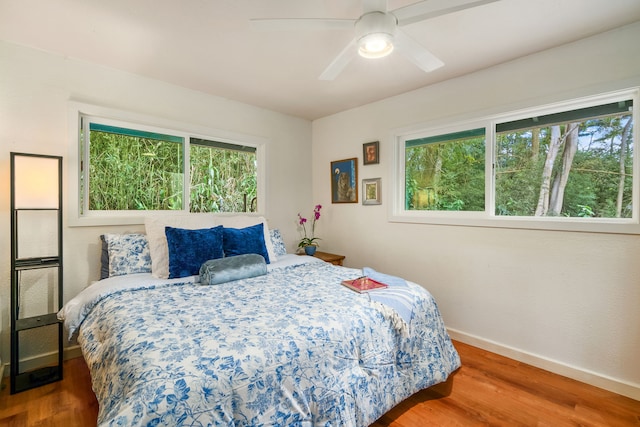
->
[0,41,312,366]
[312,22,640,399]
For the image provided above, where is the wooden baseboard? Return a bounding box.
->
[2,345,82,378]
[447,328,640,401]
[63,345,83,360]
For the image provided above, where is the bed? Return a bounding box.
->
[58,218,460,426]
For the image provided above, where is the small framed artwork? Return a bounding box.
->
[331,158,358,203]
[362,178,382,205]
[363,141,379,165]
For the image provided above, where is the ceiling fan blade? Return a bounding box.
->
[319,38,358,81]
[392,0,499,26]
[394,29,444,73]
[250,18,354,31]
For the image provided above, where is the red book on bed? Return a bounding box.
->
[341,277,388,293]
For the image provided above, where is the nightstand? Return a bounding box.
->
[312,251,345,266]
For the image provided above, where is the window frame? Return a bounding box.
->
[391,88,640,234]
[68,102,267,226]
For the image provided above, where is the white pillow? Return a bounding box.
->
[215,215,278,263]
[144,214,217,279]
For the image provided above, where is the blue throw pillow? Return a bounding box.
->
[200,253,267,285]
[165,226,224,279]
[222,223,271,263]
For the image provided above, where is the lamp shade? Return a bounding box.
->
[13,154,60,209]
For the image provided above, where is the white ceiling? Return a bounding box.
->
[1,0,640,120]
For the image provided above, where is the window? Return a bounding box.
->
[189,138,257,213]
[395,90,638,233]
[74,109,264,225]
[85,123,185,212]
[405,128,486,212]
[495,101,633,219]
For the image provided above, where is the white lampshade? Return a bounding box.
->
[13,155,60,209]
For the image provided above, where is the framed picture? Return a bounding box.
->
[362,178,382,205]
[363,141,379,165]
[331,158,358,203]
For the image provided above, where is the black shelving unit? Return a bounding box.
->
[10,153,63,394]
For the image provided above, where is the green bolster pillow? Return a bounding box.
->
[199,253,267,285]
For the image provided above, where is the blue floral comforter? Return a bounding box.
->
[59,256,460,426]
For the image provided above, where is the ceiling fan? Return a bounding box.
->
[250,0,499,80]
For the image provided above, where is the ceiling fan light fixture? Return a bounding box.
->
[355,11,397,59]
[358,32,394,58]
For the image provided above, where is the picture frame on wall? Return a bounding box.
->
[363,141,379,165]
[331,158,358,203]
[362,178,381,205]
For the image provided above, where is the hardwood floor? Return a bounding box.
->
[0,357,98,426]
[1,340,638,426]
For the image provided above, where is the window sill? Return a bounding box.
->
[389,212,640,235]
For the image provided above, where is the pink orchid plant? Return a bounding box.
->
[297,204,322,248]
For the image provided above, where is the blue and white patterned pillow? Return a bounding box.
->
[101,233,152,278]
[269,228,287,256]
